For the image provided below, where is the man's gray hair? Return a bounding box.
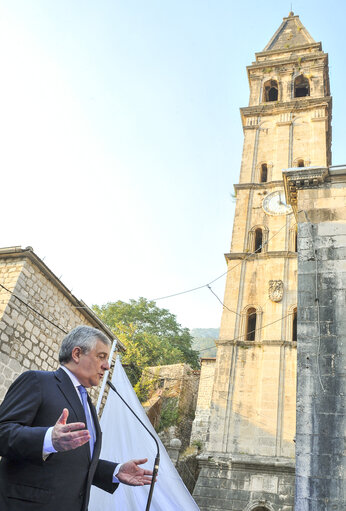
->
[59,325,111,364]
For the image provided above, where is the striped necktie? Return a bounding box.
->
[78,385,95,457]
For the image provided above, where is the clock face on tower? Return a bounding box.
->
[262,190,292,216]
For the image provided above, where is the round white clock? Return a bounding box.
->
[262,190,292,216]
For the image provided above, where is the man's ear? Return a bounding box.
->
[71,346,82,364]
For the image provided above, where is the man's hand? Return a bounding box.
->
[117,458,153,486]
[52,408,90,452]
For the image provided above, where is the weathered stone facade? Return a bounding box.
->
[143,363,199,450]
[283,166,346,510]
[0,246,123,404]
[194,456,295,511]
[190,357,216,447]
[192,12,332,510]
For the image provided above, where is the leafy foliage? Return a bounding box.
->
[92,298,199,386]
[158,397,179,431]
[133,371,159,403]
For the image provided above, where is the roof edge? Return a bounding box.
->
[0,246,125,351]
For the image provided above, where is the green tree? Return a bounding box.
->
[92,298,199,386]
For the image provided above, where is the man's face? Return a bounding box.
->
[73,339,110,388]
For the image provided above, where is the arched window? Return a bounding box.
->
[294,231,297,252]
[294,75,310,97]
[254,228,263,253]
[248,226,268,253]
[260,163,268,183]
[263,79,278,102]
[297,159,304,167]
[246,308,257,341]
[292,308,297,342]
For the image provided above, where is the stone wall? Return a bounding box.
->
[144,363,200,449]
[190,357,216,447]
[193,455,295,511]
[0,247,119,405]
[287,167,346,510]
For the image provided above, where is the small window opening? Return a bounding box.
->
[260,163,268,183]
[297,159,304,167]
[253,508,270,511]
[254,228,263,253]
[246,308,257,341]
[292,308,297,342]
[294,231,298,252]
[294,75,310,98]
[264,80,278,102]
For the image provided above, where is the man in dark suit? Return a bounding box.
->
[0,325,152,510]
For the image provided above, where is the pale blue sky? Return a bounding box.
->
[0,1,344,328]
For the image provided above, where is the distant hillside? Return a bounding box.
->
[190,328,219,358]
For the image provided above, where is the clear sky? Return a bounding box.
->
[0,1,344,329]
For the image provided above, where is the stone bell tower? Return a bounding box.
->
[192,12,331,511]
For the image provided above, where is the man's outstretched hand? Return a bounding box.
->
[52,408,90,452]
[117,458,153,486]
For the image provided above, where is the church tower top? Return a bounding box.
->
[262,12,317,53]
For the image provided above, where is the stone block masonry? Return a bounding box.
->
[190,357,216,447]
[295,221,346,511]
[284,166,346,510]
[193,455,295,511]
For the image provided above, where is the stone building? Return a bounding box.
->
[190,357,216,446]
[0,245,123,403]
[142,363,200,448]
[192,12,333,511]
[283,166,346,510]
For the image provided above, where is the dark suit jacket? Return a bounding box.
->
[0,368,118,511]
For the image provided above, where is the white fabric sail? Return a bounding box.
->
[89,357,200,511]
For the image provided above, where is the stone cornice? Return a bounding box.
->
[216,339,297,348]
[240,96,331,118]
[255,41,322,59]
[249,47,325,71]
[234,181,283,191]
[282,166,329,219]
[225,251,297,261]
[197,453,295,473]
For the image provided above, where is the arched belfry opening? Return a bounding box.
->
[263,79,278,102]
[297,159,305,167]
[254,228,263,252]
[246,308,257,341]
[294,75,310,97]
[260,163,268,183]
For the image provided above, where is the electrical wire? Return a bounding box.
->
[0,283,68,334]
[153,218,295,301]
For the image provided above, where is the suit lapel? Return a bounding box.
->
[54,368,85,422]
[54,368,102,464]
[54,368,91,463]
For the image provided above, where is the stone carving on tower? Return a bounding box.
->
[192,12,331,511]
[269,280,284,302]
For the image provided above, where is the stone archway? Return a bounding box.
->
[243,501,275,511]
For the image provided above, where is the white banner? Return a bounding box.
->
[89,357,200,511]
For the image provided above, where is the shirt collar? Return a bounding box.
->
[61,365,82,389]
